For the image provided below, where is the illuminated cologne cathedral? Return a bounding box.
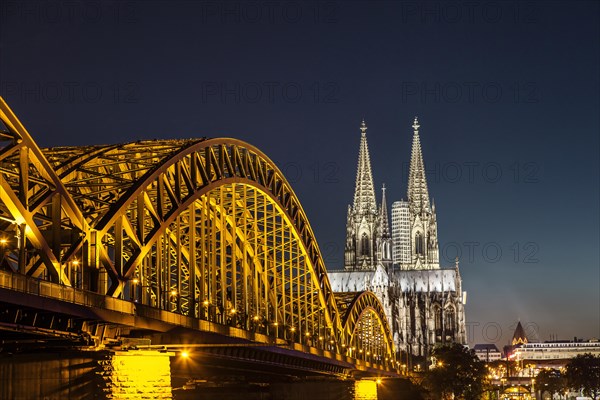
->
[328,119,467,357]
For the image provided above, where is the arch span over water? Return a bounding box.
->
[0,97,396,369]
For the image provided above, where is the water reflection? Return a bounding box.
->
[1,350,393,400]
[173,379,380,400]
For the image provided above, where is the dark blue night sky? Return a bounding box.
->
[1,0,598,346]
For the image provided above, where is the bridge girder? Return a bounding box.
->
[0,98,396,369]
[337,291,396,365]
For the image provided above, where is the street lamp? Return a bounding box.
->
[71,259,80,288]
[130,278,140,302]
[0,237,9,268]
[160,289,179,311]
[304,330,311,345]
[130,278,158,305]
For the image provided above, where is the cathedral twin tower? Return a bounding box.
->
[344,118,439,272]
[329,118,467,357]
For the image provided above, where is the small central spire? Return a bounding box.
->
[412,116,420,132]
[360,119,367,136]
[380,183,390,238]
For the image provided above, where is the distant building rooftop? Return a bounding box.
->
[473,344,500,352]
[511,321,528,346]
[473,343,502,362]
[510,340,600,362]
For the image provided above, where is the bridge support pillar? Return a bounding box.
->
[104,350,173,399]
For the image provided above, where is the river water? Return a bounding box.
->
[172,377,428,400]
[0,350,421,399]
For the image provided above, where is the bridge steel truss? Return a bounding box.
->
[0,98,397,371]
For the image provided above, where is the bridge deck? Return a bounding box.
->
[0,269,398,378]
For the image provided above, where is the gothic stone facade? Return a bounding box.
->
[329,119,467,357]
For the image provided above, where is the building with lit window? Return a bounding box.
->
[391,200,411,265]
[511,340,600,362]
[473,344,502,362]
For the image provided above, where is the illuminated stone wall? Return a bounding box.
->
[101,350,172,399]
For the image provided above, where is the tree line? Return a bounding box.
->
[415,344,600,400]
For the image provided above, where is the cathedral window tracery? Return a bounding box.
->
[444,307,455,332]
[415,232,424,256]
[361,233,369,256]
[434,306,442,332]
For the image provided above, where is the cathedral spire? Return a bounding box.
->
[407,117,430,212]
[380,183,390,238]
[353,119,377,213]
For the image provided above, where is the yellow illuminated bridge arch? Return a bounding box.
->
[0,98,396,370]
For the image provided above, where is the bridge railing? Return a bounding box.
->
[0,270,134,315]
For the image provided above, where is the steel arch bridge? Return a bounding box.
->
[0,98,397,374]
